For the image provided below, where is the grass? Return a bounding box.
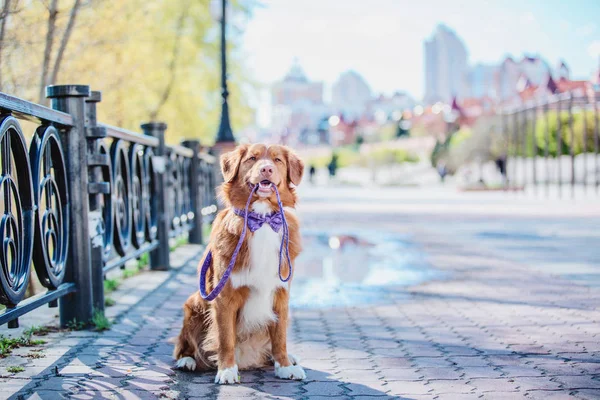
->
[91,310,111,331]
[65,319,86,331]
[170,236,189,252]
[122,269,136,279]
[7,366,25,373]
[23,325,55,337]
[0,332,46,358]
[103,278,120,293]
[202,224,212,243]
[104,297,116,307]
[25,351,45,359]
[137,252,150,271]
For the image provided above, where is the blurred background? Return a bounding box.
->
[1,0,599,189]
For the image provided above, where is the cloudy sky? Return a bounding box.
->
[239,0,600,125]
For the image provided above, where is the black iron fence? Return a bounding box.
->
[501,90,599,197]
[0,84,218,328]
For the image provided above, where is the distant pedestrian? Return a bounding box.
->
[437,162,447,183]
[328,153,338,178]
[495,155,507,184]
[309,164,316,184]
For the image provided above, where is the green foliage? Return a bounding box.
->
[0,0,257,145]
[137,253,150,271]
[449,127,472,148]
[202,224,213,243]
[0,333,46,358]
[122,268,137,279]
[509,111,598,158]
[66,319,86,331]
[170,236,189,252]
[7,366,25,373]
[104,278,120,293]
[26,350,45,359]
[307,146,419,170]
[366,148,419,166]
[104,297,116,307]
[91,310,111,331]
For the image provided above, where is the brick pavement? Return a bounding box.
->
[1,190,599,399]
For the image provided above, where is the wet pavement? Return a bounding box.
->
[1,185,600,399]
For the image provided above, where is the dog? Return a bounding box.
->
[173,143,306,384]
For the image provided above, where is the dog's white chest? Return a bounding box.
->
[230,203,286,334]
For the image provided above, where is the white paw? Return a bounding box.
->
[275,362,306,380]
[175,356,196,371]
[215,364,240,384]
[287,353,300,365]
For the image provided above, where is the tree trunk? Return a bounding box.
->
[0,0,13,91]
[38,0,59,103]
[49,0,81,85]
[149,4,187,120]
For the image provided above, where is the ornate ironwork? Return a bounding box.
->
[144,148,158,242]
[110,140,132,256]
[29,125,69,289]
[98,142,114,262]
[0,116,35,306]
[129,144,146,248]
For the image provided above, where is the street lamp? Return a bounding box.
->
[211,0,235,150]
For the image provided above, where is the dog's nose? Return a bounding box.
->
[261,166,273,177]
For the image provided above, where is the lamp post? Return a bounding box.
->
[212,0,235,152]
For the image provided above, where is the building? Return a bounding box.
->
[331,70,372,119]
[496,55,551,101]
[424,25,469,104]
[270,60,328,145]
[368,92,416,122]
[468,64,498,98]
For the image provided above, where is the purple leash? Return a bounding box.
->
[199,183,293,301]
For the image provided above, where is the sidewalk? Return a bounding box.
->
[1,187,599,399]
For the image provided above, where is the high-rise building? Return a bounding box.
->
[331,70,372,119]
[468,64,498,99]
[424,25,468,104]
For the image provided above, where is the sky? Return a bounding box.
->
[240,0,600,126]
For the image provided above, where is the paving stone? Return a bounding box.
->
[303,381,345,396]
[385,380,432,395]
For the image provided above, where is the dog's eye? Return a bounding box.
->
[248,156,256,162]
[274,158,282,163]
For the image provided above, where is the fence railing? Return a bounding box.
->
[0,84,218,328]
[501,90,600,197]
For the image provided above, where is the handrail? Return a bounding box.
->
[168,144,194,158]
[0,92,74,126]
[101,123,159,147]
[199,152,217,163]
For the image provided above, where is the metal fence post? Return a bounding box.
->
[141,122,170,270]
[85,91,108,312]
[182,140,203,244]
[46,84,95,327]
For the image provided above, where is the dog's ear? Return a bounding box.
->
[285,147,304,186]
[220,144,248,183]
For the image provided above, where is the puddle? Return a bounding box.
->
[291,230,444,308]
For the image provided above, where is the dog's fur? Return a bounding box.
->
[173,143,305,384]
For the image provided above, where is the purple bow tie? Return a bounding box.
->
[234,209,284,233]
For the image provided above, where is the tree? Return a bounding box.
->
[0,0,256,144]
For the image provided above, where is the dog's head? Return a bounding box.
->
[218,144,304,209]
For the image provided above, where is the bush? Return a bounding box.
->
[515,111,598,157]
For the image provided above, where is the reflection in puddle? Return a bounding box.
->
[291,230,444,308]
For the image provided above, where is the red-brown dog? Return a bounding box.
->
[173,143,306,384]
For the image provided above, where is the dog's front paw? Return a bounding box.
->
[275,362,306,380]
[288,353,300,365]
[215,364,240,384]
[175,356,196,371]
